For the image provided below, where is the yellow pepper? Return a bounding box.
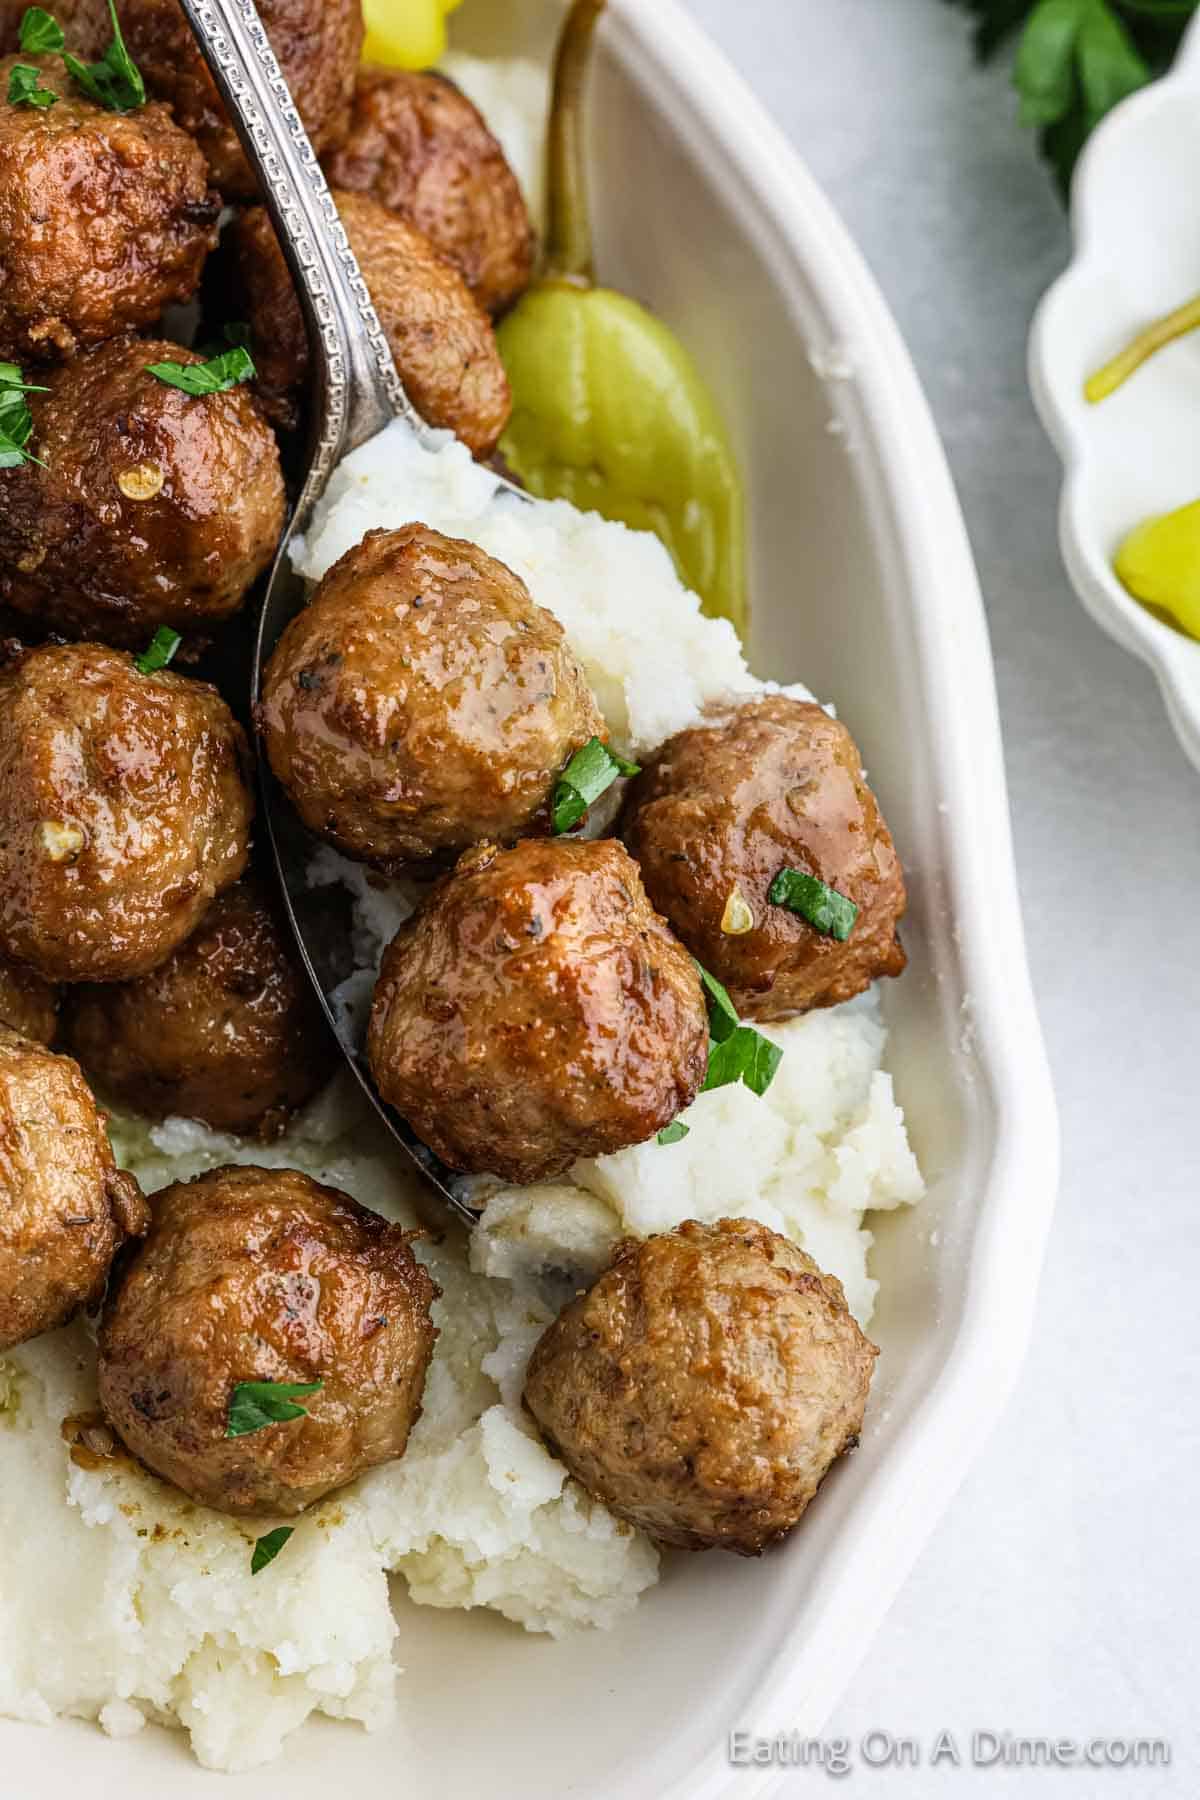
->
[361,0,464,72]
[496,0,747,633]
[1114,498,1200,641]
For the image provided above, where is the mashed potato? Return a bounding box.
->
[0,208,923,1783]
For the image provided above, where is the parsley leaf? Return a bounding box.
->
[0,362,46,469]
[18,6,65,53]
[693,959,782,1100]
[63,0,144,113]
[939,0,1177,190]
[226,1379,322,1439]
[656,1120,690,1146]
[767,867,859,941]
[146,344,257,396]
[551,736,640,835]
[7,61,58,107]
[251,1526,294,1574]
[134,626,182,675]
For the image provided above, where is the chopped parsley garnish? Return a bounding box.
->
[133,626,182,676]
[146,344,256,396]
[7,62,57,108]
[250,1526,294,1574]
[768,868,859,942]
[656,1120,690,1146]
[695,961,782,1100]
[226,1379,322,1439]
[0,362,47,469]
[551,736,640,835]
[18,7,65,53]
[62,0,144,113]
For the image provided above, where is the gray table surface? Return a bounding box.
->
[678,2,1200,1793]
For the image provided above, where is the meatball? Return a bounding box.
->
[0,954,58,1044]
[0,57,218,362]
[623,695,907,1020]
[98,1164,438,1515]
[325,68,535,316]
[65,877,334,1139]
[229,190,511,453]
[259,525,604,867]
[0,337,286,649]
[0,643,253,983]
[367,838,709,1184]
[524,1218,878,1555]
[0,1026,148,1353]
[113,0,363,196]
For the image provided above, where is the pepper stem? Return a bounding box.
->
[1085,292,1200,404]
[543,0,607,285]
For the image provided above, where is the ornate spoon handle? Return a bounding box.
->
[174,0,414,509]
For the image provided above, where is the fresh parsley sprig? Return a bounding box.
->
[0,362,47,470]
[695,962,782,1101]
[15,2,145,114]
[940,0,1195,191]
[146,344,257,396]
[18,6,64,53]
[134,626,182,676]
[7,62,58,108]
[768,868,859,941]
[551,737,640,835]
[226,1379,323,1439]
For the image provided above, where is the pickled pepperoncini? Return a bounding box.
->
[496,0,747,633]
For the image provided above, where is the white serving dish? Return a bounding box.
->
[5,1,1058,1794]
[1030,14,1200,771]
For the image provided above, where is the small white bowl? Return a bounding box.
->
[1031,14,1200,770]
[2,0,1058,1794]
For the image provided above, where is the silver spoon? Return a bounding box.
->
[175,0,513,1229]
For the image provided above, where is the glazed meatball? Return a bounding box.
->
[367,838,710,1184]
[0,57,218,362]
[0,1026,148,1353]
[0,643,253,983]
[0,954,58,1044]
[229,189,511,453]
[524,1218,878,1555]
[113,0,363,196]
[623,696,907,1020]
[98,1164,438,1515]
[259,525,604,867]
[325,68,535,315]
[0,337,285,648]
[65,877,334,1139]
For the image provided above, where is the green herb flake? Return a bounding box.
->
[63,0,144,113]
[0,362,46,470]
[551,736,640,835]
[146,344,257,397]
[18,6,65,53]
[693,958,782,1100]
[767,868,859,942]
[7,61,58,108]
[656,1120,690,1146]
[250,1525,294,1574]
[226,1378,322,1439]
[133,626,182,676]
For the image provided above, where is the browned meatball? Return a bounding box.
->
[623,696,907,1020]
[524,1218,878,1555]
[0,57,218,362]
[367,838,709,1184]
[111,0,363,196]
[0,337,285,648]
[98,1164,438,1515]
[0,643,253,983]
[0,954,59,1044]
[325,68,535,316]
[65,877,333,1139]
[0,1026,148,1352]
[229,189,511,453]
[259,525,604,867]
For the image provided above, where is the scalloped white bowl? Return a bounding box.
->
[1031,14,1200,769]
[3,1,1058,1795]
